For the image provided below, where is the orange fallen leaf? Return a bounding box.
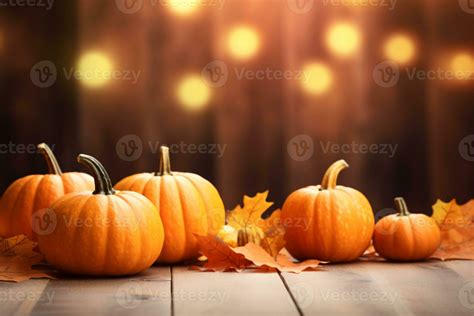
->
[430,199,474,260]
[194,234,252,272]
[0,235,55,282]
[232,243,319,273]
[226,191,286,257]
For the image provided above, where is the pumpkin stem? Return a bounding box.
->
[321,160,349,190]
[77,154,116,195]
[157,146,172,176]
[394,197,411,216]
[37,143,63,175]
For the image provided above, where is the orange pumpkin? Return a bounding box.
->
[0,143,94,240]
[373,197,441,261]
[282,160,374,262]
[38,154,164,276]
[115,146,225,263]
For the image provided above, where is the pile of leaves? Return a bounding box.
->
[192,192,319,273]
[0,235,55,282]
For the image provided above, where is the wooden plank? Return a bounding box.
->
[350,261,472,316]
[0,279,49,315]
[440,260,474,279]
[30,267,171,316]
[281,263,402,316]
[172,267,299,316]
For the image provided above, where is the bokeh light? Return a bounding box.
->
[300,62,333,95]
[326,22,361,57]
[449,52,473,80]
[167,0,200,16]
[177,75,211,110]
[77,52,113,88]
[227,25,261,61]
[384,34,416,64]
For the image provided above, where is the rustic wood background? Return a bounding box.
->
[0,0,472,213]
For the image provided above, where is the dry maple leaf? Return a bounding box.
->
[193,234,252,272]
[430,199,474,260]
[226,191,286,257]
[232,243,319,273]
[227,191,274,230]
[0,235,55,282]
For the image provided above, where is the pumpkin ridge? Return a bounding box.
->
[181,172,211,233]
[69,194,96,273]
[308,191,319,259]
[30,175,52,239]
[15,176,43,238]
[160,175,187,262]
[3,176,35,234]
[118,192,149,272]
[174,175,198,261]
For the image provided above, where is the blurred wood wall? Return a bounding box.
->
[0,0,472,214]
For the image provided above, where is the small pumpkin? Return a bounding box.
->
[217,224,265,247]
[217,225,238,247]
[115,146,225,263]
[373,197,441,262]
[281,160,374,262]
[237,225,264,247]
[0,143,94,240]
[38,154,164,276]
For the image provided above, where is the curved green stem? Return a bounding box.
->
[77,154,116,195]
[321,160,349,190]
[157,146,172,176]
[37,143,62,175]
[394,197,411,216]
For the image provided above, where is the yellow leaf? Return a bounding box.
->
[431,199,474,261]
[227,191,274,230]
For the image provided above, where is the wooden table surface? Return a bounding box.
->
[0,260,473,316]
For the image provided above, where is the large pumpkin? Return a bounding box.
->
[38,154,164,276]
[281,160,374,262]
[0,143,94,240]
[115,146,225,263]
[373,197,441,262]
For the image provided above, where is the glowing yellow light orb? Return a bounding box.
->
[177,75,211,110]
[77,52,113,88]
[301,62,333,95]
[167,0,200,16]
[326,22,361,57]
[384,34,416,64]
[227,26,261,60]
[450,53,473,80]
